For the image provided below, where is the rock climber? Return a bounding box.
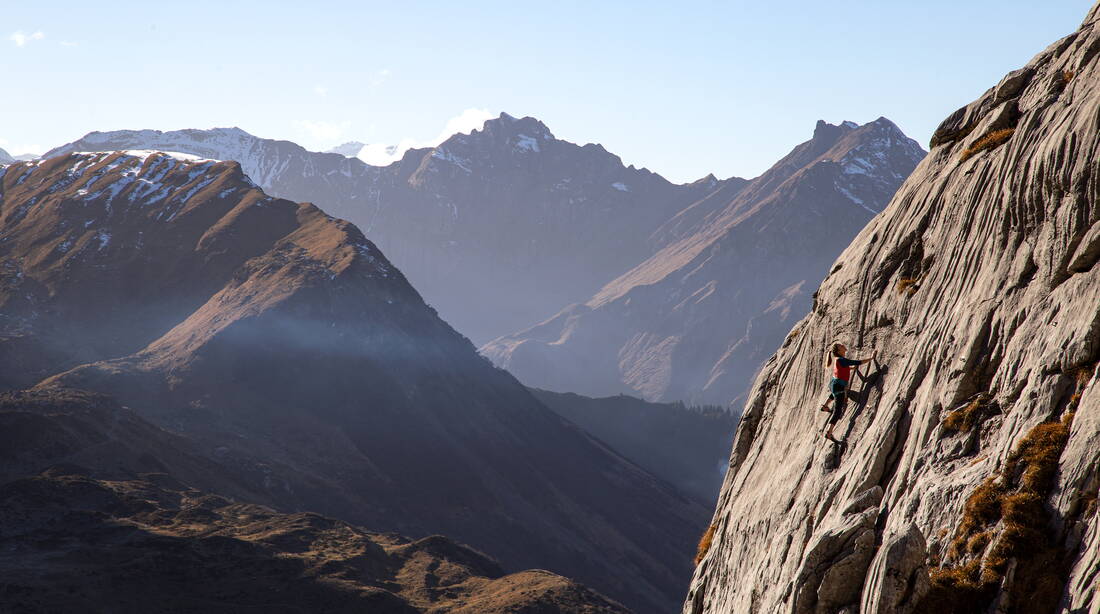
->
[818,342,875,442]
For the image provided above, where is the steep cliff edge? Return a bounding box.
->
[685,7,1100,614]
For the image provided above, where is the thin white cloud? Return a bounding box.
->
[370,68,391,87]
[60,40,78,47]
[313,85,328,97]
[437,108,495,142]
[10,30,45,47]
[0,137,44,156]
[294,119,351,142]
[357,108,494,166]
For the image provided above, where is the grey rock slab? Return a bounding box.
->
[860,523,930,614]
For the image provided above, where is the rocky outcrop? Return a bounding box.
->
[0,390,627,613]
[684,6,1100,613]
[45,116,735,344]
[0,151,706,614]
[484,119,925,407]
[860,524,929,614]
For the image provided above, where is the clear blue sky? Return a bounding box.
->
[1,1,1091,181]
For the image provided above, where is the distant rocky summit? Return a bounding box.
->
[684,6,1100,613]
[485,118,925,408]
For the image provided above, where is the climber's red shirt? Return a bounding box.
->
[832,357,862,382]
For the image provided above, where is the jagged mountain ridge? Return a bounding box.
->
[684,7,1100,613]
[483,118,925,407]
[0,151,707,614]
[45,114,740,344]
[0,388,627,614]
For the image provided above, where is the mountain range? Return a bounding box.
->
[685,5,1100,612]
[45,115,729,345]
[0,150,706,614]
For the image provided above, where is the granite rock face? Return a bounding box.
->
[684,7,1100,613]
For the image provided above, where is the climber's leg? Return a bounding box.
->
[824,382,847,441]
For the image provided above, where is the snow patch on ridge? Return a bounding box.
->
[430,148,472,173]
[836,183,878,214]
[515,134,540,152]
[121,150,212,162]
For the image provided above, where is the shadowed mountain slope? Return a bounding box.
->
[530,388,738,504]
[0,388,627,614]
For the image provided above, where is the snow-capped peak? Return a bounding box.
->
[326,141,367,157]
